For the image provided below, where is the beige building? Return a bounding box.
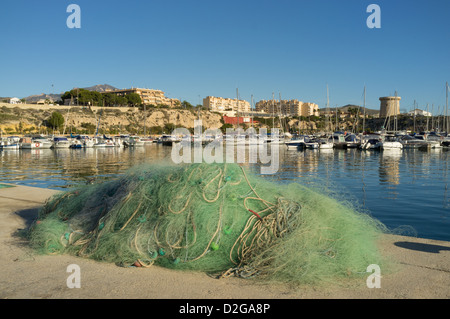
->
[102,88,180,107]
[379,96,401,118]
[255,99,319,117]
[301,102,320,117]
[203,96,250,113]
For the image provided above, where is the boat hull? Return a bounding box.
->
[21,142,44,149]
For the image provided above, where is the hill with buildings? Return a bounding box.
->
[21,84,118,104]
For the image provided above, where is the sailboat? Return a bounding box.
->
[285,108,308,149]
[443,82,450,146]
[321,84,334,150]
[93,109,106,148]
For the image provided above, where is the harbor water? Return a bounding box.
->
[0,144,448,242]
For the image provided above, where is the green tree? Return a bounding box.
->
[47,111,65,130]
[163,123,176,133]
[125,93,142,106]
[220,123,233,133]
[116,96,128,106]
[61,88,103,106]
[103,93,117,106]
[181,100,194,109]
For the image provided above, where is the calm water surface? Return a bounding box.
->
[1,144,448,241]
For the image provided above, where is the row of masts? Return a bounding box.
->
[384,82,449,133]
[235,81,449,135]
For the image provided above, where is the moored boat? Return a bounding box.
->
[20,137,44,149]
[284,135,308,150]
[51,137,71,149]
[0,136,20,150]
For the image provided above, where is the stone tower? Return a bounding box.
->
[379,96,401,118]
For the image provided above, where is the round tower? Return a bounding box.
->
[379,96,401,118]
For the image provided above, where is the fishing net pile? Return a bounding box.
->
[28,162,387,284]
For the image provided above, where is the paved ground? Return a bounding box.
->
[0,184,449,299]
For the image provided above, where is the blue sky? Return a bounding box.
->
[1,0,449,112]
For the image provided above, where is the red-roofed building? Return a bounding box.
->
[223,115,258,125]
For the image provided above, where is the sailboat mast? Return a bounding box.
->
[251,94,253,128]
[272,92,275,130]
[326,84,330,133]
[446,81,449,133]
[394,91,398,133]
[431,104,434,131]
[236,88,240,131]
[279,92,283,132]
[363,86,366,133]
[144,104,147,136]
[413,100,416,133]
[335,105,338,132]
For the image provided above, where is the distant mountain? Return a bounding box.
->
[21,93,62,103]
[80,84,118,92]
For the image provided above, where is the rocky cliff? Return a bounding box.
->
[0,104,223,135]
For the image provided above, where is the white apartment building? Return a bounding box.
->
[203,96,250,113]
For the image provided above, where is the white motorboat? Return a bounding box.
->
[20,137,44,149]
[304,140,319,149]
[51,137,71,149]
[345,134,360,149]
[329,132,347,149]
[0,136,20,150]
[159,135,179,146]
[413,134,443,149]
[399,135,428,149]
[72,135,94,148]
[318,140,334,149]
[379,141,403,149]
[285,135,308,150]
[101,135,120,147]
[83,138,94,148]
[76,135,95,148]
[113,135,129,147]
[377,134,403,150]
[33,137,53,149]
[361,138,381,150]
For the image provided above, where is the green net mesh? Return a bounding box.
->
[28,162,388,284]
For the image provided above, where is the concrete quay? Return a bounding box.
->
[0,183,448,299]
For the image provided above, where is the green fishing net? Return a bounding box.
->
[28,162,388,284]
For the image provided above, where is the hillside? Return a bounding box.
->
[320,104,379,116]
[0,104,223,135]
